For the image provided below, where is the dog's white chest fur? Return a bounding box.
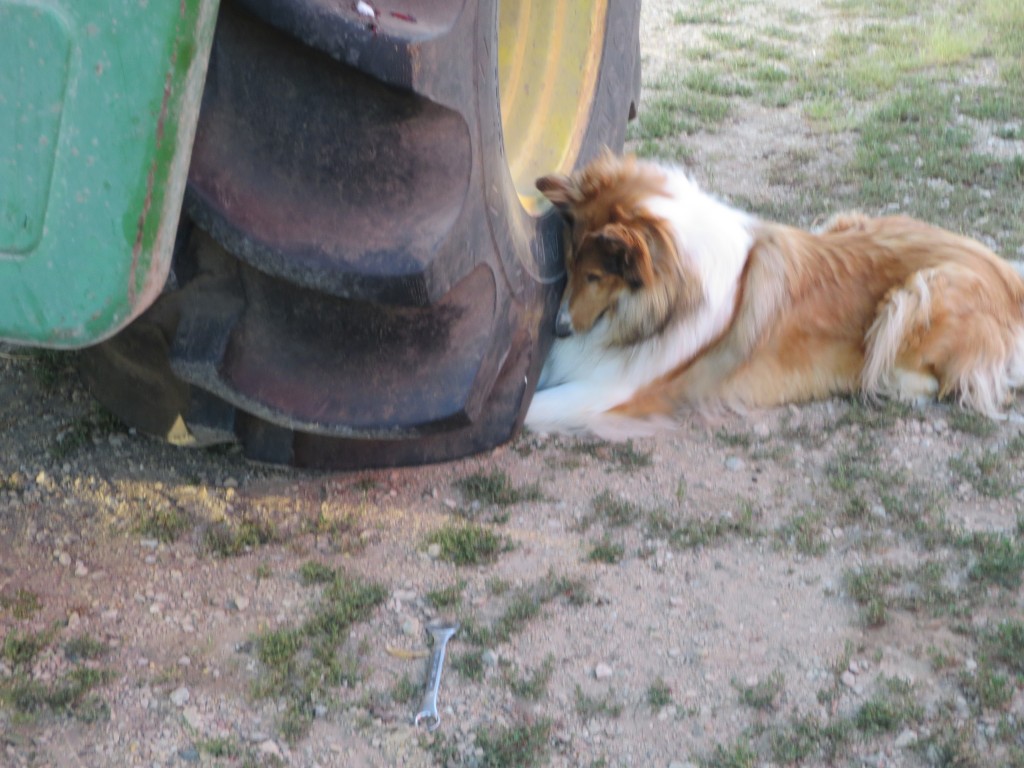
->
[526,168,754,437]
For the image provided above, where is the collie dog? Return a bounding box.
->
[525,152,1024,437]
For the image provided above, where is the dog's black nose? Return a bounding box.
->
[554,310,574,337]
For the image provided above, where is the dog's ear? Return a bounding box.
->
[595,224,654,289]
[536,174,576,217]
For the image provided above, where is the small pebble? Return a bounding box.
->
[170,686,190,706]
[724,456,745,472]
[895,729,918,749]
[177,746,200,763]
[401,617,421,637]
[595,663,613,680]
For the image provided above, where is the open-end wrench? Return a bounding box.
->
[413,621,459,731]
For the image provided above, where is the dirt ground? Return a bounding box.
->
[2,2,1023,767]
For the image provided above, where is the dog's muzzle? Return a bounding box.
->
[554,303,574,337]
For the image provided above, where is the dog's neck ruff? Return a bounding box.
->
[580,168,754,380]
[531,166,755,432]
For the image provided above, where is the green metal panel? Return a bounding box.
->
[0,0,218,348]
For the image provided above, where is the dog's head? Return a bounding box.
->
[537,152,687,344]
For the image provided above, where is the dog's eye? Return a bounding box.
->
[586,273,602,284]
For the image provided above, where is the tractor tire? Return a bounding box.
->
[79,0,641,469]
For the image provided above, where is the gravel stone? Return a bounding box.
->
[170,687,190,707]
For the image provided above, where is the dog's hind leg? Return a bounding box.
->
[862,264,1024,415]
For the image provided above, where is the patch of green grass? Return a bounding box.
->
[961,663,1014,711]
[0,588,41,620]
[491,591,543,644]
[0,622,113,724]
[137,506,191,543]
[853,82,1023,249]
[673,5,731,25]
[845,565,898,627]
[606,440,654,471]
[251,567,387,742]
[879,483,947,534]
[655,500,758,550]
[647,677,672,710]
[303,576,389,644]
[537,571,591,607]
[574,685,623,719]
[451,650,485,682]
[568,439,654,471]
[629,68,733,152]
[777,510,828,556]
[921,718,983,767]
[767,715,852,765]
[462,573,586,648]
[587,537,624,564]
[927,645,960,673]
[589,491,644,528]
[826,434,904,493]
[836,398,915,431]
[424,523,509,567]
[473,719,552,768]
[204,517,276,557]
[982,0,1024,82]
[63,635,108,663]
[982,620,1024,674]
[196,736,242,759]
[1,667,114,723]
[390,672,420,705]
[255,627,304,669]
[426,581,464,610]
[2,626,57,668]
[254,564,272,583]
[304,506,365,553]
[457,470,543,507]
[854,677,923,735]
[714,429,751,448]
[948,409,998,438]
[701,738,757,768]
[838,494,876,528]
[735,670,784,711]
[683,69,753,98]
[298,561,335,585]
[486,577,511,596]
[895,560,966,618]
[962,532,1024,589]
[950,449,1019,499]
[506,655,555,700]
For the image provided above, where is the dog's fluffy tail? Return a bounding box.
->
[862,264,1024,416]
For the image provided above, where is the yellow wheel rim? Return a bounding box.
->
[498,0,607,214]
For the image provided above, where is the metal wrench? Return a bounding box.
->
[413,621,459,731]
